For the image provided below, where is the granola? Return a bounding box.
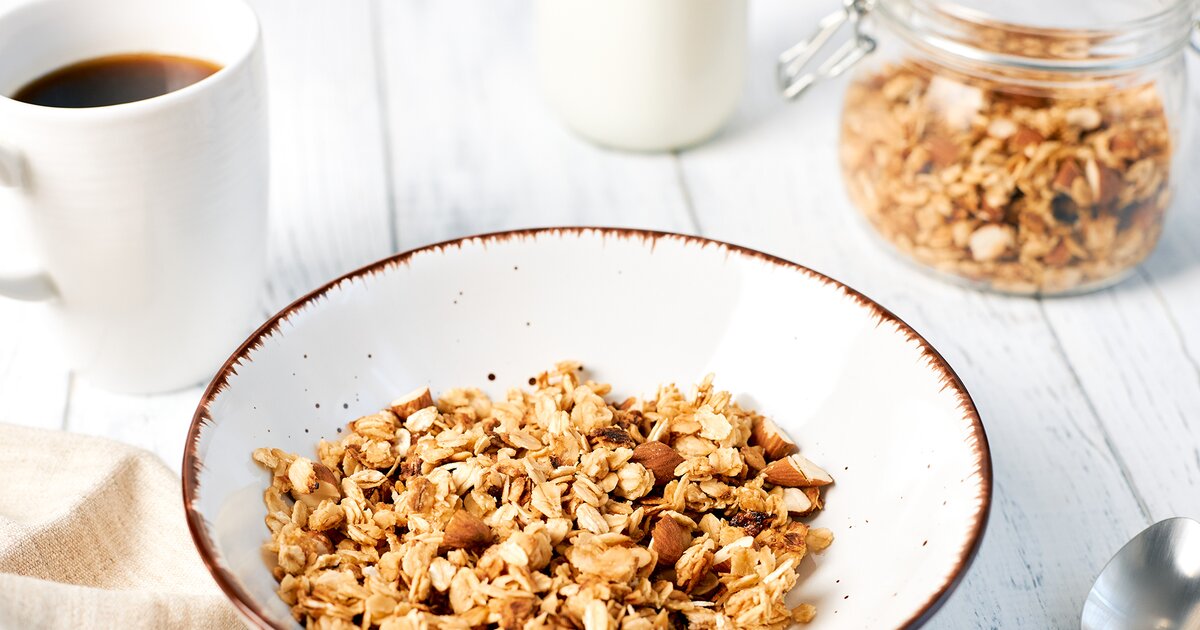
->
[841,60,1172,295]
[254,363,834,629]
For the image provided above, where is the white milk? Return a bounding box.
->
[536,0,747,152]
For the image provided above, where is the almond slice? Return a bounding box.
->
[741,446,767,474]
[297,462,341,509]
[631,441,684,485]
[1052,160,1082,194]
[781,487,814,514]
[751,417,797,461]
[1110,131,1138,156]
[712,535,754,572]
[762,454,834,487]
[926,135,961,168]
[390,386,433,420]
[1010,125,1044,152]
[442,510,493,550]
[649,515,691,567]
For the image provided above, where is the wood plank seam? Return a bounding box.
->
[1138,267,1200,390]
[370,0,400,255]
[671,152,703,234]
[1036,298,1154,522]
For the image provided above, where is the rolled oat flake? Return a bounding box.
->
[780,0,1199,295]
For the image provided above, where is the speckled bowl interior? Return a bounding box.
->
[183,228,991,629]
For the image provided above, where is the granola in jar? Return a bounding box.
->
[841,62,1173,294]
[778,0,1191,295]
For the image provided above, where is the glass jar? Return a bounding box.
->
[780,0,1197,295]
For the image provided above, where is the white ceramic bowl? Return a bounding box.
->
[183,228,991,629]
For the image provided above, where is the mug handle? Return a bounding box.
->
[0,145,57,301]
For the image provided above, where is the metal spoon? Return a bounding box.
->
[1082,517,1200,630]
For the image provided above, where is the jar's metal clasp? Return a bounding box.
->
[777,0,877,101]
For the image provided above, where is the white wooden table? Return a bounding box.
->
[2,1,1198,627]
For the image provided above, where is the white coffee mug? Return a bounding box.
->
[535,0,747,152]
[0,0,268,393]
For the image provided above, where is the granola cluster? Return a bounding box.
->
[840,61,1173,294]
[254,363,834,629]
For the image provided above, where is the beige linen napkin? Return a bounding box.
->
[0,423,242,629]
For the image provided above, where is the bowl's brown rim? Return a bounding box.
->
[182,226,992,630]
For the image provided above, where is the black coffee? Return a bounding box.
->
[12,53,222,108]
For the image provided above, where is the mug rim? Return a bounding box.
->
[0,0,261,117]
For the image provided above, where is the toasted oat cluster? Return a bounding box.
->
[841,61,1172,294]
[253,363,834,629]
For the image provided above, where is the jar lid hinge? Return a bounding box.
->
[778,0,877,101]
